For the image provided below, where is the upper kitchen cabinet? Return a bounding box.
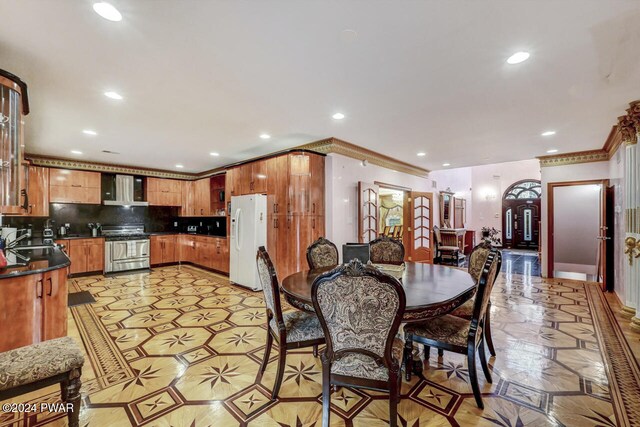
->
[21,165,49,217]
[146,177,182,206]
[240,160,267,195]
[210,174,226,216]
[179,178,212,217]
[226,167,240,198]
[288,152,325,215]
[266,155,288,214]
[49,169,101,204]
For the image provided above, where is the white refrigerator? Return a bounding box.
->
[229,194,267,291]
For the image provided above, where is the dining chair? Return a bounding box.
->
[369,235,405,265]
[312,259,406,427]
[403,250,500,409]
[433,225,461,265]
[306,237,339,269]
[256,247,326,399]
[448,242,501,356]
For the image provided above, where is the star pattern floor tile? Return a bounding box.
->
[1,264,639,426]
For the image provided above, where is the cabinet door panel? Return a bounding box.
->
[150,236,163,265]
[0,274,42,352]
[25,166,49,217]
[69,241,87,274]
[309,154,325,215]
[87,240,105,272]
[163,236,177,263]
[50,185,100,204]
[42,268,68,340]
[252,160,268,194]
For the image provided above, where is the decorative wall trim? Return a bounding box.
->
[537,149,610,167]
[296,137,430,178]
[27,137,428,179]
[26,154,201,180]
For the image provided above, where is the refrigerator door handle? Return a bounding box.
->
[235,208,242,252]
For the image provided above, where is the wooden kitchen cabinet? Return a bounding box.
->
[178,234,196,263]
[226,167,240,198]
[49,169,101,204]
[266,155,289,215]
[146,177,182,206]
[0,266,69,352]
[150,235,178,265]
[17,165,50,217]
[180,179,212,217]
[238,160,267,195]
[41,267,69,341]
[65,238,105,275]
[180,181,196,217]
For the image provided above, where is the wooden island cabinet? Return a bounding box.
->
[0,249,70,352]
[55,237,104,276]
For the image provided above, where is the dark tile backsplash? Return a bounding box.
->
[5,204,227,237]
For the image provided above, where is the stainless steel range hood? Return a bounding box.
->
[103,174,149,206]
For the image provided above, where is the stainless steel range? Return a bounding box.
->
[103,225,150,273]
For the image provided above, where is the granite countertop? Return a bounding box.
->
[0,245,70,279]
[148,232,227,239]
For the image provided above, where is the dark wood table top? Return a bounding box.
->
[281,262,476,323]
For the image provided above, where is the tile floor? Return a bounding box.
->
[1,264,638,426]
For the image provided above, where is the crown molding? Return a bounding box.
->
[26,137,428,179]
[296,137,430,178]
[537,149,609,167]
[26,154,199,180]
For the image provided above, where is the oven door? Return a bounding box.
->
[107,239,150,272]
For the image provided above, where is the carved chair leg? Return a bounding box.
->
[321,358,331,427]
[485,302,497,357]
[467,348,483,409]
[271,345,287,400]
[389,372,398,427]
[61,368,82,427]
[423,345,430,360]
[404,340,413,382]
[257,331,274,382]
[478,338,492,383]
[313,344,319,358]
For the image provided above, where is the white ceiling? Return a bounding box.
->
[1,1,639,173]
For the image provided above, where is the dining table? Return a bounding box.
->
[280,261,476,323]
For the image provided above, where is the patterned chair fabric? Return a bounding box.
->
[331,338,404,381]
[312,259,406,381]
[369,236,405,265]
[450,243,498,319]
[257,248,283,336]
[404,315,480,348]
[307,237,339,269]
[0,337,84,391]
[269,311,325,343]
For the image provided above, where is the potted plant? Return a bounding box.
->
[481,227,502,247]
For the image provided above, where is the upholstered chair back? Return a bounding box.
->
[306,237,339,269]
[467,241,493,283]
[369,236,405,265]
[312,259,406,366]
[256,246,284,335]
[471,250,502,329]
[433,226,442,247]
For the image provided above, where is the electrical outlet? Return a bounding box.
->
[494,213,499,218]
[173,221,178,227]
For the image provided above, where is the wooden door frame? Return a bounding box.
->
[547,179,609,282]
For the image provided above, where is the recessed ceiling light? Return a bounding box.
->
[71,150,83,155]
[332,112,345,120]
[546,149,559,154]
[104,91,123,100]
[210,152,220,156]
[175,164,184,169]
[417,152,427,157]
[442,163,451,167]
[259,133,271,140]
[541,130,556,136]
[506,51,530,65]
[82,130,97,136]
[92,2,122,22]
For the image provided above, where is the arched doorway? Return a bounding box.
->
[502,179,541,249]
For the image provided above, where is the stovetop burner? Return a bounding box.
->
[104,234,150,241]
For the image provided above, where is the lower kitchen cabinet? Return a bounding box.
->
[0,267,68,352]
[58,238,104,275]
[150,235,178,265]
[169,234,229,273]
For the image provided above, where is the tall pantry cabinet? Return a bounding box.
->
[226,151,325,280]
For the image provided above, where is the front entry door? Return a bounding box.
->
[409,192,433,263]
[503,200,541,249]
